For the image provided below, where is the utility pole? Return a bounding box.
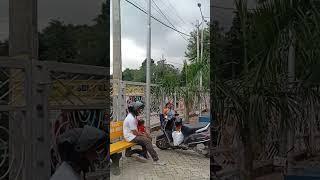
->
[197,2,204,116]
[146,0,151,130]
[200,27,204,88]
[196,20,200,65]
[198,3,204,90]
[195,20,201,115]
[199,26,204,116]
[112,0,123,121]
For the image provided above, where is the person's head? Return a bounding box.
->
[56,126,107,178]
[128,101,145,116]
[138,119,145,126]
[165,102,170,108]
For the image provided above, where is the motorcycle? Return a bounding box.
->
[155,113,211,157]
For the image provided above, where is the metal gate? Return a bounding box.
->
[0,57,108,179]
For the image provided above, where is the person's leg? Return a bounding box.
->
[132,136,159,161]
[140,145,149,159]
[126,147,144,156]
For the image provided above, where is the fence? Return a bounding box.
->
[0,57,211,179]
[110,80,168,128]
[0,57,108,179]
[110,80,210,129]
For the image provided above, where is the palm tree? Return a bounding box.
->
[212,0,320,179]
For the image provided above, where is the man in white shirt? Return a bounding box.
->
[123,101,166,165]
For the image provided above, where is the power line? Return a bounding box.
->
[151,0,188,41]
[125,0,191,37]
[160,0,193,30]
[165,0,188,25]
[133,0,168,25]
[160,0,190,31]
[148,0,190,39]
[149,0,169,24]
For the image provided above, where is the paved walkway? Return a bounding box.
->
[110,130,210,180]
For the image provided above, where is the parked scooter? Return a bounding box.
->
[155,113,210,157]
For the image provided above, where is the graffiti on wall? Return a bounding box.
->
[50,109,107,173]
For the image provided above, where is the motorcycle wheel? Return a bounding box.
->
[156,137,170,150]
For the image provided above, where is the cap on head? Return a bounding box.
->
[57,125,106,153]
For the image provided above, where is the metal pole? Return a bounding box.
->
[196,20,200,115]
[146,0,151,130]
[200,26,204,88]
[200,23,204,116]
[196,20,200,64]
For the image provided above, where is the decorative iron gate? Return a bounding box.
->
[0,57,108,179]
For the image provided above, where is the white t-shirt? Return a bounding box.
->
[50,162,81,180]
[123,113,137,142]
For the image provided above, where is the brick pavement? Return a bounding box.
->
[110,130,210,180]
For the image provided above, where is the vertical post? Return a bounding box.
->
[10,0,50,179]
[145,0,151,130]
[9,0,38,58]
[200,26,204,116]
[9,0,30,179]
[196,20,200,116]
[112,0,122,121]
[196,20,200,65]
[31,62,51,180]
[200,26,204,88]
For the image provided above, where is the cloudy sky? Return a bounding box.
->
[110,0,210,74]
[1,0,257,73]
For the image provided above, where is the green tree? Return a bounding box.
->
[212,1,320,179]
[39,20,77,62]
[39,2,109,66]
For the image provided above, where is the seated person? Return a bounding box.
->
[163,102,175,120]
[162,102,170,119]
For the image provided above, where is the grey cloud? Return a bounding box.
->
[119,0,210,64]
[0,0,104,40]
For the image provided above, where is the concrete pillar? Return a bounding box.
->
[9,0,50,179]
[112,0,122,121]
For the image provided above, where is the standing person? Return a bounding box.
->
[123,101,166,165]
[50,125,107,180]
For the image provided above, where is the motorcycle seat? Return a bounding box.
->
[181,123,207,137]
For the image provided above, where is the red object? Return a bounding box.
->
[138,125,146,133]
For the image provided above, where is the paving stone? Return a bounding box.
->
[110,131,210,180]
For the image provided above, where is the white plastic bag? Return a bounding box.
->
[172,131,184,146]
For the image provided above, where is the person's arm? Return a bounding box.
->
[131,129,145,136]
[128,120,145,136]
